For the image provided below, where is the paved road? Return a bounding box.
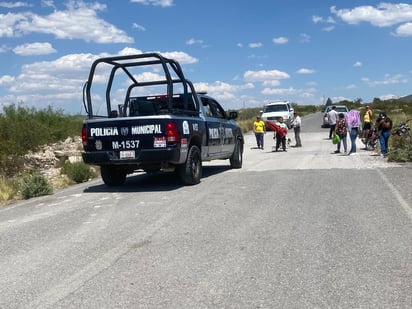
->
[0,112,411,308]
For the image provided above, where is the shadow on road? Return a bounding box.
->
[83,164,231,193]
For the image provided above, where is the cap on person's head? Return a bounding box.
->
[332,105,336,109]
[366,105,370,108]
[379,112,386,118]
[256,115,260,118]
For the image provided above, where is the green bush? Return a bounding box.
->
[19,173,53,199]
[0,104,83,159]
[61,161,96,183]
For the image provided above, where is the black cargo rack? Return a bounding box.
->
[82,53,200,119]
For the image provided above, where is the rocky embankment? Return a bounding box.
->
[24,136,84,188]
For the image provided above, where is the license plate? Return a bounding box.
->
[119,150,135,159]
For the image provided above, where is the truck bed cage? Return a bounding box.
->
[83,53,200,118]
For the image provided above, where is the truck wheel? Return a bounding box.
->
[100,166,127,186]
[178,145,202,185]
[230,139,243,168]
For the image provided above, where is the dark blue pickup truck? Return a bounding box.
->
[81,53,244,186]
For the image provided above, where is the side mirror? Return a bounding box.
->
[228,111,238,120]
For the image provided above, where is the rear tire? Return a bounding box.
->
[230,139,243,168]
[100,166,127,186]
[178,145,202,185]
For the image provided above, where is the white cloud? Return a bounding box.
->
[13,42,56,56]
[132,23,146,31]
[248,42,263,48]
[353,61,362,67]
[41,0,55,9]
[0,1,31,8]
[379,93,400,100]
[296,68,315,74]
[262,80,280,87]
[186,38,204,45]
[312,15,336,32]
[0,12,27,37]
[322,25,335,32]
[262,87,297,95]
[0,1,134,43]
[0,75,15,85]
[394,22,412,37]
[118,47,143,56]
[361,74,408,87]
[130,0,173,7]
[244,69,290,82]
[157,51,198,64]
[331,3,412,27]
[194,81,254,102]
[312,15,336,24]
[272,37,288,44]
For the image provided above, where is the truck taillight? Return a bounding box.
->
[166,122,179,143]
[81,127,88,147]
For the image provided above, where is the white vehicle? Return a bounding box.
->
[260,101,294,129]
[321,105,348,128]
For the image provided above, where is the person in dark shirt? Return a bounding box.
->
[375,112,392,156]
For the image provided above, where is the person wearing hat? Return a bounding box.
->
[253,115,266,149]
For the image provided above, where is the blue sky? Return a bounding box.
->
[1,0,412,114]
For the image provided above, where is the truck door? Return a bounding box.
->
[201,98,223,157]
[211,101,236,156]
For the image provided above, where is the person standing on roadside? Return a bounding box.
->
[361,105,373,141]
[375,112,393,156]
[346,109,362,155]
[275,117,288,152]
[327,106,338,139]
[333,113,347,154]
[253,116,266,149]
[292,111,302,147]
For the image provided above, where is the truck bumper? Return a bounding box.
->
[82,148,183,165]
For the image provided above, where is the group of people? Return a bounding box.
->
[328,105,392,156]
[253,112,302,151]
[253,105,392,157]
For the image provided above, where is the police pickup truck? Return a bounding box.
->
[81,53,244,186]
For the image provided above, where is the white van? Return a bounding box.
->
[260,101,294,129]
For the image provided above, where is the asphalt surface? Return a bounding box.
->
[0,112,411,308]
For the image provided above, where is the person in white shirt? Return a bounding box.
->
[327,106,338,139]
[292,111,302,147]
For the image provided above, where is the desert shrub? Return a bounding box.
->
[61,161,96,183]
[387,136,412,162]
[0,177,17,202]
[19,173,53,199]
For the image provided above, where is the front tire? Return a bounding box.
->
[230,139,243,168]
[366,138,377,150]
[100,166,127,186]
[178,145,202,185]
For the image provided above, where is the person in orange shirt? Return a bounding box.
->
[253,116,266,149]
